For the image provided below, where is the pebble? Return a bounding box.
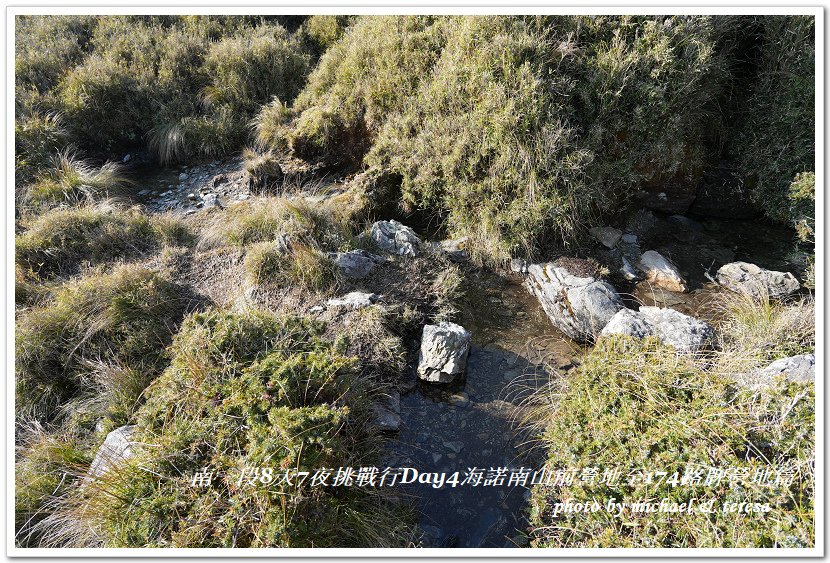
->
[444,440,464,454]
[179,172,188,181]
[449,392,470,408]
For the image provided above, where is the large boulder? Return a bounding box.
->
[328,249,384,279]
[417,322,472,383]
[716,262,800,300]
[601,306,715,355]
[526,263,624,342]
[370,220,421,257]
[638,250,688,293]
[87,425,137,480]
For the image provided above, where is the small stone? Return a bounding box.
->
[417,322,472,383]
[444,440,464,454]
[432,453,443,464]
[137,189,151,196]
[87,425,137,480]
[509,258,529,275]
[372,391,401,432]
[326,291,380,310]
[187,193,197,200]
[449,392,470,408]
[179,172,188,181]
[201,193,222,209]
[638,250,688,293]
[621,233,638,244]
[590,226,623,249]
[439,237,470,263]
[328,249,384,279]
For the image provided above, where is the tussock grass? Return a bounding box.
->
[24,151,131,209]
[15,264,192,419]
[528,335,814,548]
[244,240,339,292]
[16,205,192,277]
[32,309,415,547]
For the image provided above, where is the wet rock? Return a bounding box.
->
[621,233,638,245]
[600,306,715,355]
[716,262,800,300]
[178,172,188,181]
[326,291,381,310]
[87,425,137,479]
[444,440,465,454]
[328,249,384,279]
[756,354,815,384]
[525,263,624,342]
[372,391,401,432]
[370,220,421,257]
[620,256,641,281]
[449,391,470,408]
[590,226,623,249]
[439,237,470,262]
[638,250,688,293]
[417,322,472,383]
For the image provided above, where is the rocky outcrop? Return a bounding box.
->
[756,354,815,384]
[590,226,622,249]
[328,249,384,279]
[417,322,472,383]
[326,291,381,310]
[716,262,800,300]
[526,263,624,342]
[87,425,137,479]
[638,250,688,293]
[601,306,715,354]
[370,220,421,257]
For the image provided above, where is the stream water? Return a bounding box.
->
[382,269,581,548]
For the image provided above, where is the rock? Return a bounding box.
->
[716,262,800,300]
[87,425,137,479]
[370,220,421,257]
[187,192,197,200]
[625,209,657,237]
[448,391,470,407]
[510,258,529,275]
[600,306,715,354]
[122,153,131,163]
[590,226,623,249]
[201,193,222,209]
[326,291,381,310]
[328,249,384,279]
[179,172,188,181]
[755,354,815,384]
[621,233,638,245]
[620,256,641,281]
[417,322,472,383]
[525,263,624,342]
[444,440,465,454]
[637,250,688,293]
[137,189,151,196]
[372,391,401,432]
[439,237,470,262]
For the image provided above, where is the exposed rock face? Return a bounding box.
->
[638,250,688,293]
[716,262,800,300]
[590,226,623,249]
[88,425,137,479]
[328,249,384,279]
[417,322,472,383]
[370,220,421,256]
[601,306,715,355]
[525,263,624,342]
[756,354,815,384]
[326,291,381,310]
[372,391,402,432]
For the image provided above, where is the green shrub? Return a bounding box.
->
[15,264,191,417]
[529,336,814,548]
[41,310,413,547]
[16,206,191,276]
[14,112,69,190]
[731,16,815,225]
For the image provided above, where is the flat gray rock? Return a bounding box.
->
[326,291,381,310]
[757,354,815,384]
[525,263,624,342]
[716,261,800,300]
[87,425,137,479]
[372,391,402,431]
[328,249,384,279]
[590,226,623,249]
[601,306,715,355]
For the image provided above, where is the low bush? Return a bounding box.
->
[16,205,192,277]
[15,264,192,417]
[528,336,814,548]
[35,310,414,547]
